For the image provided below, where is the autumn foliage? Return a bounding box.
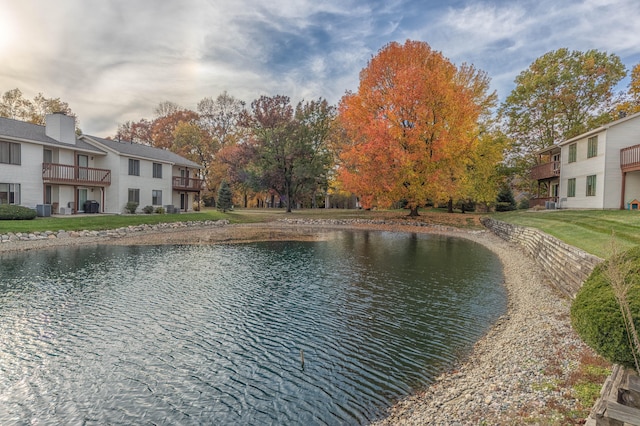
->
[337,40,494,215]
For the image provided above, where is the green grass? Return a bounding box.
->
[0,208,394,234]
[492,209,640,258]
[4,207,637,259]
[0,210,232,233]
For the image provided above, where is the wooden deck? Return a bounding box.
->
[173,176,204,192]
[42,163,111,186]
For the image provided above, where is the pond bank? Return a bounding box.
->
[0,219,594,424]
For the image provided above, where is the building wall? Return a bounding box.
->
[0,141,44,208]
[603,119,640,208]
[560,130,606,209]
[560,116,640,209]
[624,171,640,206]
[112,156,174,213]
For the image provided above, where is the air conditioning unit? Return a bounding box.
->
[59,206,72,215]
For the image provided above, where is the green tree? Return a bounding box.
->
[495,185,516,211]
[500,49,626,170]
[244,95,336,212]
[217,181,233,212]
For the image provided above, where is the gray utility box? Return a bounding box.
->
[36,204,52,217]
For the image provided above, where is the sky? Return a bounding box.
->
[1,0,640,137]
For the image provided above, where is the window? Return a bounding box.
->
[0,141,21,165]
[586,175,596,196]
[153,162,163,178]
[0,183,20,204]
[43,149,53,163]
[567,178,576,197]
[568,144,577,163]
[152,190,162,205]
[128,159,140,176]
[128,188,140,203]
[587,136,598,158]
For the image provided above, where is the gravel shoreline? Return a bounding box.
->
[0,220,595,424]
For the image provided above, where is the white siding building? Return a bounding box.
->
[548,112,640,209]
[0,113,203,214]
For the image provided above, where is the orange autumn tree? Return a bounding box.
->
[338,40,495,215]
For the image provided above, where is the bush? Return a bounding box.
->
[0,204,37,220]
[495,186,516,211]
[155,206,165,214]
[217,181,233,213]
[571,246,640,368]
[142,205,154,214]
[125,202,138,214]
[518,198,530,210]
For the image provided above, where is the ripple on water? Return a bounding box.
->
[0,230,505,425]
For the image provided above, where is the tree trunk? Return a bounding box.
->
[408,205,420,217]
[447,198,453,213]
[285,181,292,213]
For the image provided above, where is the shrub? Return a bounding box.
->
[125,202,138,214]
[518,198,530,210]
[571,246,640,368]
[217,181,233,213]
[155,206,165,214]
[495,186,516,211]
[0,204,37,220]
[142,205,154,214]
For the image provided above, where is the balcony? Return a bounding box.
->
[621,144,640,172]
[42,163,111,186]
[173,176,204,192]
[530,161,560,181]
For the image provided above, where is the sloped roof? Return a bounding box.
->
[82,135,202,169]
[559,111,640,146]
[0,116,106,154]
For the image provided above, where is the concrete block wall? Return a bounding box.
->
[481,217,603,297]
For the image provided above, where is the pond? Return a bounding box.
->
[0,230,505,425]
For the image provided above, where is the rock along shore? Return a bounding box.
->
[0,218,595,424]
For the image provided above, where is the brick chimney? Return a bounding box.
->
[45,112,76,145]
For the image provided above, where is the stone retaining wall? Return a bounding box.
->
[481,217,602,297]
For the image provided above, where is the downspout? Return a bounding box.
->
[621,171,627,210]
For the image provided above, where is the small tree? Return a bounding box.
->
[217,181,233,212]
[495,185,516,211]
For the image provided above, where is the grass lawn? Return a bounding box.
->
[492,209,640,258]
[0,206,484,234]
[4,206,635,258]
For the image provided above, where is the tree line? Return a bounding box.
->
[3,40,640,214]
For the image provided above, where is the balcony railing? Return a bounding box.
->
[530,161,560,181]
[173,176,204,192]
[621,144,640,172]
[42,163,111,186]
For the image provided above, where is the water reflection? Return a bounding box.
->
[0,231,505,424]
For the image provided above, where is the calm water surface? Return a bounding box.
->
[0,230,505,425]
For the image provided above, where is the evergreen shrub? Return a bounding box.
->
[142,205,154,214]
[125,202,138,214]
[0,204,37,220]
[495,186,516,211]
[571,246,640,368]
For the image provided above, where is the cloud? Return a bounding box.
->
[2,0,640,135]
